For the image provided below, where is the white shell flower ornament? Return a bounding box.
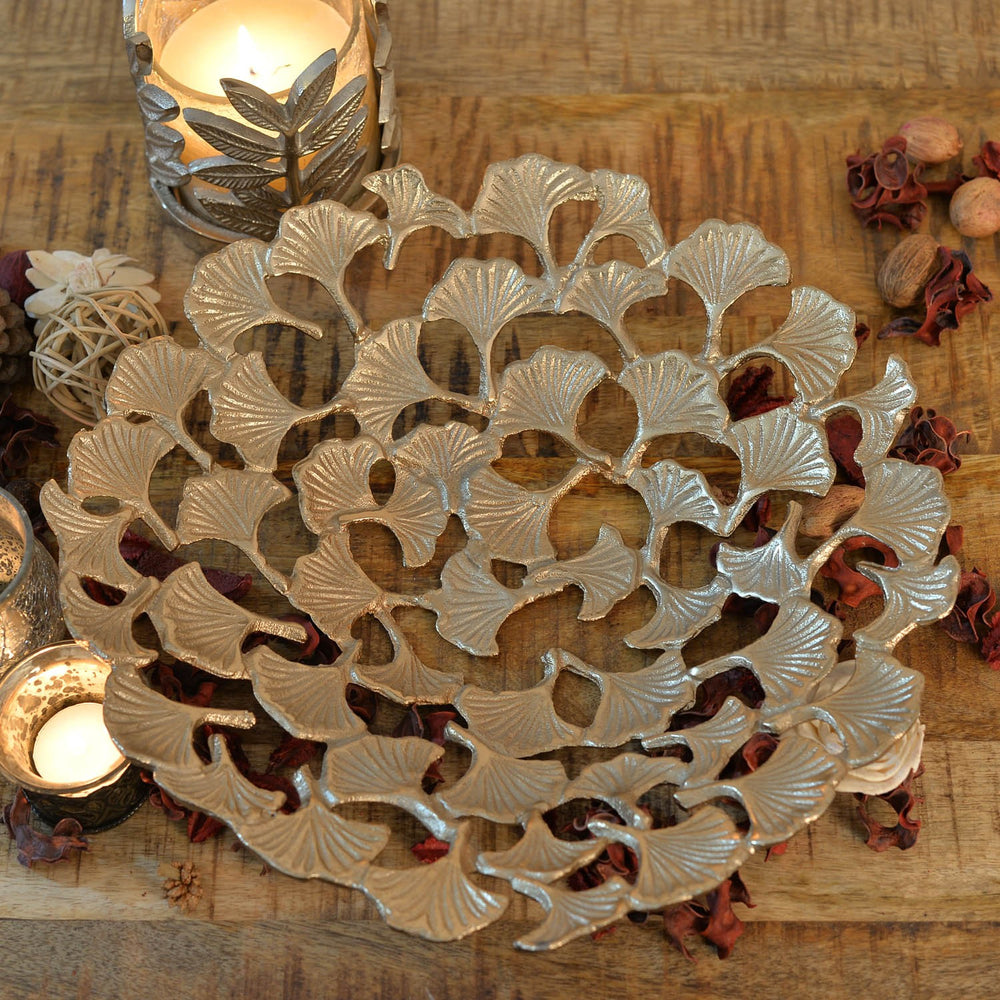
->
[24,248,160,319]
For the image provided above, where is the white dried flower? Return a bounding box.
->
[24,248,160,318]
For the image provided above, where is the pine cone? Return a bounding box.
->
[0,288,33,385]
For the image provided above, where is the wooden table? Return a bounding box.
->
[3,2,999,997]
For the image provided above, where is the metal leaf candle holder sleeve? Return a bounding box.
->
[122,0,400,242]
[43,154,957,950]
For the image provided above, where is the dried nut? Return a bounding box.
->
[876,234,940,308]
[949,177,1000,238]
[798,485,866,540]
[898,116,962,164]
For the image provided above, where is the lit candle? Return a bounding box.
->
[32,702,125,786]
[155,0,353,162]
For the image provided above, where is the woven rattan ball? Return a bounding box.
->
[31,287,167,425]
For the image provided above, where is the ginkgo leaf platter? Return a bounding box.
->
[42,155,958,950]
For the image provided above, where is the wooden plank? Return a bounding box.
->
[2,916,997,1000]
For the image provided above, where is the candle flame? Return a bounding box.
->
[237,24,261,78]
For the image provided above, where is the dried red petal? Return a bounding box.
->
[0,397,59,484]
[820,536,899,607]
[670,667,766,729]
[411,834,450,864]
[846,137,929,230]
[940,568,996,643]
[879,247,992,346]
[940,523,964,558]
[980,613,1000,669]
[855,765,923,851]
[725,365,791,421]
[701,877,747,959]
[661,901,706,960]
[267,733,323,772]
[973,140,1000,179]
[889,406,971,475]
[853,321,872,347]
[0,250,34,307]
[826,412,865,485]
[2,789,89,867]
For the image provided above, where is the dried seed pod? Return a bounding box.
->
[949,177,1000,238]
[898,116,962,164]
[876,234,940,308]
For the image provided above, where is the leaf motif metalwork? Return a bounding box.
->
[103,669,254,771]
[586,169,667,264]
[61,159,952,948]
[629,460,722,541]
[492,346,609,444]
[269,202,385,333]
[692,598,840,707]
[833,356,916,467]
[321,734,452,838]
[564,753,685,827]
[669,220,790,361]
[619,351,726,454]
[238,772,389,881]
[60,574,159,668]
[625,575,729,649]
[40,482,139,589]
[846,460,951,561]
[294,437,381,533]
[714,503,811,601]
[349,633,463,705]
[472,154,593,272]
[804,652,924,766]
[455,654,581,756]
[248,645,367,744]
[148,563,306,679]
[733,286,857,402]
[393,421,498,512]
[562,651,695,746]
[363,825,509,941]
[423,259,548,397]
[185,241,322,357]
[477,811,609,884]
[533,524,641,620]
[348,467,448,568]
[67,416,177,548]
[727,408,834,508]
[363,164,472,268]
[423,548,528,656]
[675,735,845,847]
[590,807,750,912]
[855,556,960,651]
[512,877,632,952]
[105,338,221,469]
[339,318,445,442]
[438,725,568,824]
[176,468,291,591]
[559,262,665,357]
[643,697,760,787]
[157,735,286,820]
[461,467,562,567]
[289,532,384,644]
[209,353,334,472]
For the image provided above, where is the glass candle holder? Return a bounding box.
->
[0,641,145,832]
[0,487,66,678]
[122,0,400,243]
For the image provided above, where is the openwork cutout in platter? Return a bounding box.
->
[43,155,958,950]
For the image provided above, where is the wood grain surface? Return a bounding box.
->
[2,2,999,997]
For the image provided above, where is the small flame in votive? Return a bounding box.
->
[237,24,261,78]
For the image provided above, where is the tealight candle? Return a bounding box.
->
[32,702,125,786]
[154,0,356,164]
[0,641,145,832]
[123,0,399,242]
[157,0,351,99]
